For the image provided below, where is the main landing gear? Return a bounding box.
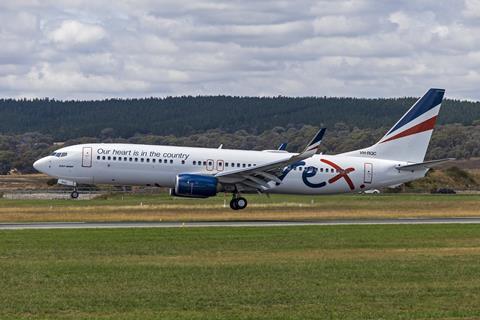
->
[230,194,248,210]
[70,188,79,199]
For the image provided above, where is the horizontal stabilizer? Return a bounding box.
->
[396,158,454,171]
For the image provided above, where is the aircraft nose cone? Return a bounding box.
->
[33,157,49,173]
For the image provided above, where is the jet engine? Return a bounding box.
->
[171,174,219,198]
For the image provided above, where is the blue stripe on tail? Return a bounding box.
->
[387,88,445,135]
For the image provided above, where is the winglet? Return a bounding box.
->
[277,143,288,151]
[304,128,326,154]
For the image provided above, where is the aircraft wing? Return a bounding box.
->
[396,158,454,171]
[215,128,326,191]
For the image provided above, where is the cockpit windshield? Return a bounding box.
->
[50,152,68,157]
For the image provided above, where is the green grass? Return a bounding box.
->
[1,225,480,319]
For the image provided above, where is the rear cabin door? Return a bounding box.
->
[82,147,92,167]
[364,163,373,184]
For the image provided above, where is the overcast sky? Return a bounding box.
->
[1,0,480,100]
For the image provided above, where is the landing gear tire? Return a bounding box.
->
[229,197,247,210]
[230,198,239,210]
[236,197,247,210]
[70,190,79,199]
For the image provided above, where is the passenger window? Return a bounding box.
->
[181,160,185,164]
[248,164,251,167]
[113,157,116,161]
[225,162,229,167]
[141,158,144,162]
[146,158,150,163]
[129,157,133,162]
[164,159,167,163]
[152,159,156,163]
[135,158,138,162]
[203,161,206,165]
[242,164,246,167]
[170,159,173,164]
[237,163,240,167]
[193,161,196,165]
[102,156,106,160]
[97,156,100,160]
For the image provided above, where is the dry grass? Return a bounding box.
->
[0,194,479,222]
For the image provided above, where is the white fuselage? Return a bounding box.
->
[34,143,427,194]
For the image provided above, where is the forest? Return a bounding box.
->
[0,96,478,173]
[0,96,479,140]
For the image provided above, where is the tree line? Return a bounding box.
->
[0,96,479,140]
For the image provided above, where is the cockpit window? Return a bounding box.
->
[50,152,67,157]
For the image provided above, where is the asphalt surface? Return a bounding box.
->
[1,217,480,230]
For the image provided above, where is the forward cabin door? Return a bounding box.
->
[82,147,92,168]
[364,163,373,184]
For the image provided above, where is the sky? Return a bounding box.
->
[1,0,480,100]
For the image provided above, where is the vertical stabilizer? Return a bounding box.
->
[341,88,445,163]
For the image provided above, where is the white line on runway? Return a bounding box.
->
[1,218,480,230]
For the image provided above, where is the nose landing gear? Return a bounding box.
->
[230,194,247,210]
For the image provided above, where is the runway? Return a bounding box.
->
[1,217,480,230]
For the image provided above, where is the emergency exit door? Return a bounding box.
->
[364,163,373,184]
[82,147,92,167]
[216,160,224,171]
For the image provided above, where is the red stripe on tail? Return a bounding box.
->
[381,116,437,143]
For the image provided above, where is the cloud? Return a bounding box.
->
[47,20,107,49]
[463,0,480,18]
[0,0,479,100]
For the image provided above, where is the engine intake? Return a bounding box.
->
[174,174,218,198]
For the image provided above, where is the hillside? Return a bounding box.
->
[0,96,479,140]
[0,96,479,174]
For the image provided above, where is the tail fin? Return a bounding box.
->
[341,88,445,163]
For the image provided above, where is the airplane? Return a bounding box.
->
[33,88,451,210]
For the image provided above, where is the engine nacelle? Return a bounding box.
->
[173,174,218,198]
